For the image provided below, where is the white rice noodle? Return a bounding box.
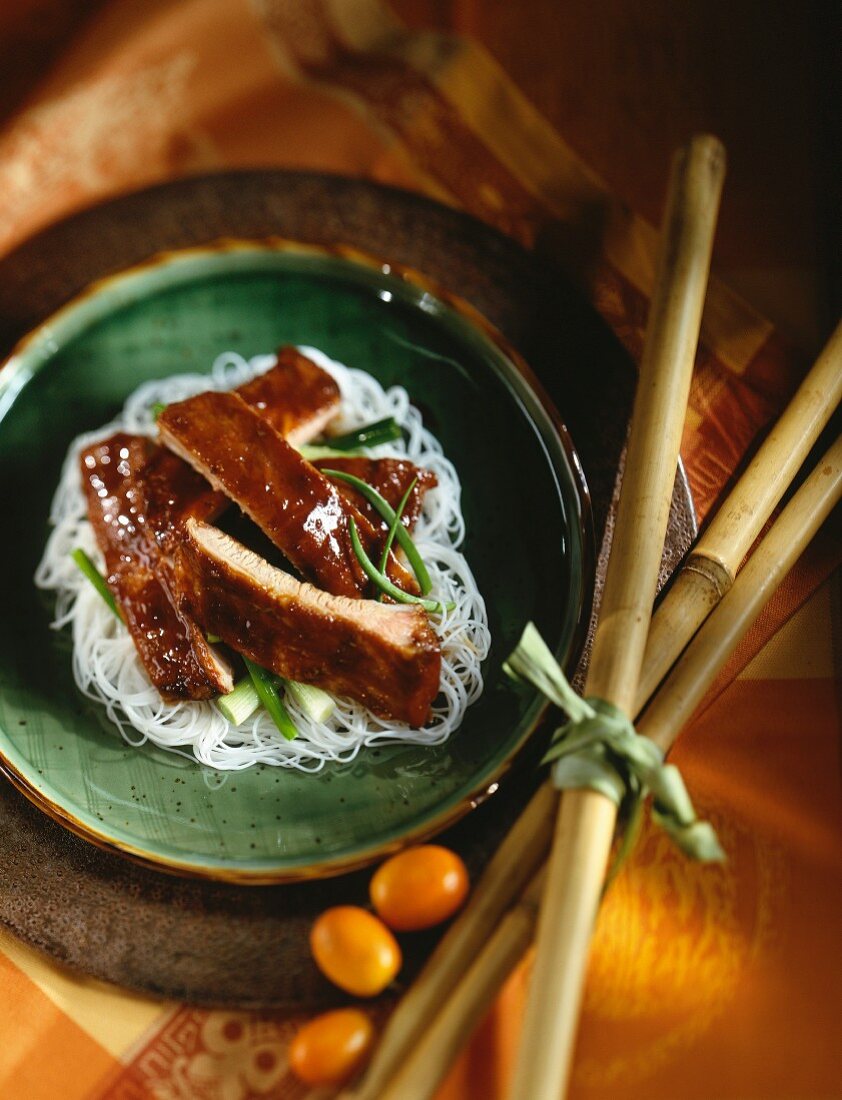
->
[35,349,490,772]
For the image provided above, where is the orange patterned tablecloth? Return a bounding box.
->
[1,3,840,1098]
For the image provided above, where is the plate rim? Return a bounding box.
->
[0,236,594,883]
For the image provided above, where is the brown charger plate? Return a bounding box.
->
[0,172,695,1009]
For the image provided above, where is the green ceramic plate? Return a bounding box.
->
[0,241,588,882]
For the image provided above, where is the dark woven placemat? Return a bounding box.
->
[0,172,695,1009]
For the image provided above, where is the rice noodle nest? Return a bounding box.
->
[35,348,491,772]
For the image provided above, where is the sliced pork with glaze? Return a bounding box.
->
[178,519,441,726]
[158,392,418,599]
[142,350,428,554]
[78,351,438,706]
[236,345,341,443]
[141,445,226,554]
[142,347,342,538]
[79,434,233,700]
[312,455,437,535]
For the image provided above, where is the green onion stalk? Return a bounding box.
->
[322,468,433,594]
[348,518,453,614]
[327,417,402,451]
[242,657,298,741]
[71,548,122,621]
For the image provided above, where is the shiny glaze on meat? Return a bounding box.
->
[159,392,418,599]
[79,434,232,700]
[236,346,340,443]
[178,520,441,726]
[313,455,437,534]
[142,348,344,547]
[141,446,226,554]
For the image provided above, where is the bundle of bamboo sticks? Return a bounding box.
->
[343,134,842,1100]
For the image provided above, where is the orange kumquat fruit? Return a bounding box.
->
[310,905,401,996]
[370,845,470,931]
[289,1008,375,1087]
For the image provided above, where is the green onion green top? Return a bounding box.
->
[243,656,297,740]
[327,417,402,451]
[378,475,418,579]
[321,468,432,595]
[71,548,122,621]
[348,518,453,614]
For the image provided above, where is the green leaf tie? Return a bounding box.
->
[504,622,725,866]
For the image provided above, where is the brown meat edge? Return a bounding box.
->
[177,519,442,727]
[78,436,233,700]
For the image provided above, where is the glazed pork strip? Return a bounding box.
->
[158,391,418,599]
[79,434,233,701]
[143,447,434,554]
[312,456,437,535]
[236,345,341,443]
[141,445,227,555]
[177,519,441,726]
[141,348,343,535]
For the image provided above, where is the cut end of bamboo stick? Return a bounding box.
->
[678,133,727,179]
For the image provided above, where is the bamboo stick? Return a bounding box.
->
[373,867,546,1100]
[348,133,724,1100]
[642,432,842,750]
[361,434,841,1100]
[509,133,725,1100]
[349,326,841,1100]
[636,319,842,707]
